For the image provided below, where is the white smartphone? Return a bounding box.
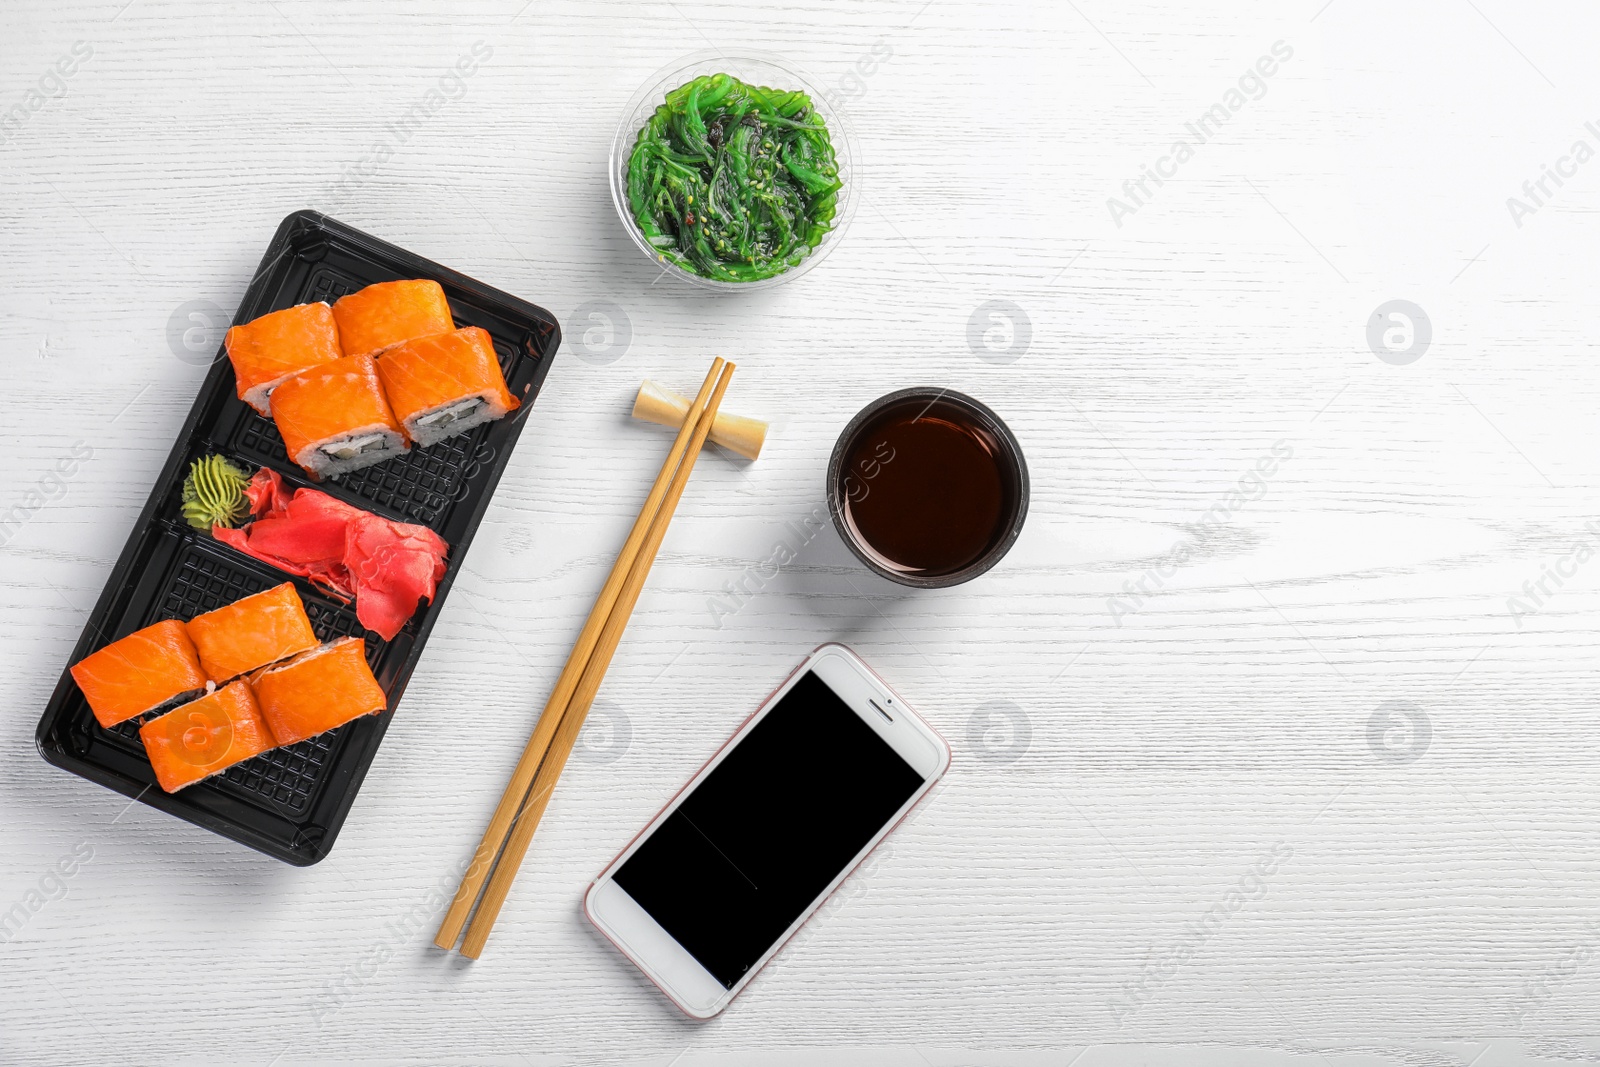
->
[584,642,950,1018]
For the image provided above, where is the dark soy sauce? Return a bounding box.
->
[838,398,1014,577]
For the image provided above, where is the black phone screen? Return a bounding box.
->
[612,670,926,989]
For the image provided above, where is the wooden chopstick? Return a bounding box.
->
[457,360,735,958]
[434,358,727,953]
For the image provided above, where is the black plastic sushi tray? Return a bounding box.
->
[35,210,561,865]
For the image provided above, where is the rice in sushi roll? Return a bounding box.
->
[332,279,454,361]
[224,302,344,416]
[139,680,277,793]
[271,354,409,478]
[253,637,386,746]
[375,327,521,447]
[69,619,209,729]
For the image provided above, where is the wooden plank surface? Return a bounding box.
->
[3,0,1600,1063]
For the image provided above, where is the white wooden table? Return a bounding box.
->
[4,1,1600,1063]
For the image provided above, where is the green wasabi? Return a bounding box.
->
[181,454,251,530]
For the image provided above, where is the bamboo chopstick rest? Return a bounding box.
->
[633,379,766,460]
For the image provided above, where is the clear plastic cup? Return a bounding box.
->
[608,50,860,291]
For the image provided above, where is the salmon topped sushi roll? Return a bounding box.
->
[186,582,318,682]
[139,680,277,793]
[224,302,344,415]
[254,637,385,746]
[271,353,409,478]
[332,280,454,361]
[375,327,521,447]
[69,619,208,729]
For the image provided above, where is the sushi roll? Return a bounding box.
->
[185,582,318,682]
[69,619,208,729]
[332,280,454,361]
[375,327,521,447]
[271,353,409,478]
[139,680,277,793]
[224,302,344,416]
[253,637,385,746]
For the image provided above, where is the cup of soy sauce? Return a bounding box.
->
[827,388,1029,588]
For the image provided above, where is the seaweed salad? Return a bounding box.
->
[626,73,842,282]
